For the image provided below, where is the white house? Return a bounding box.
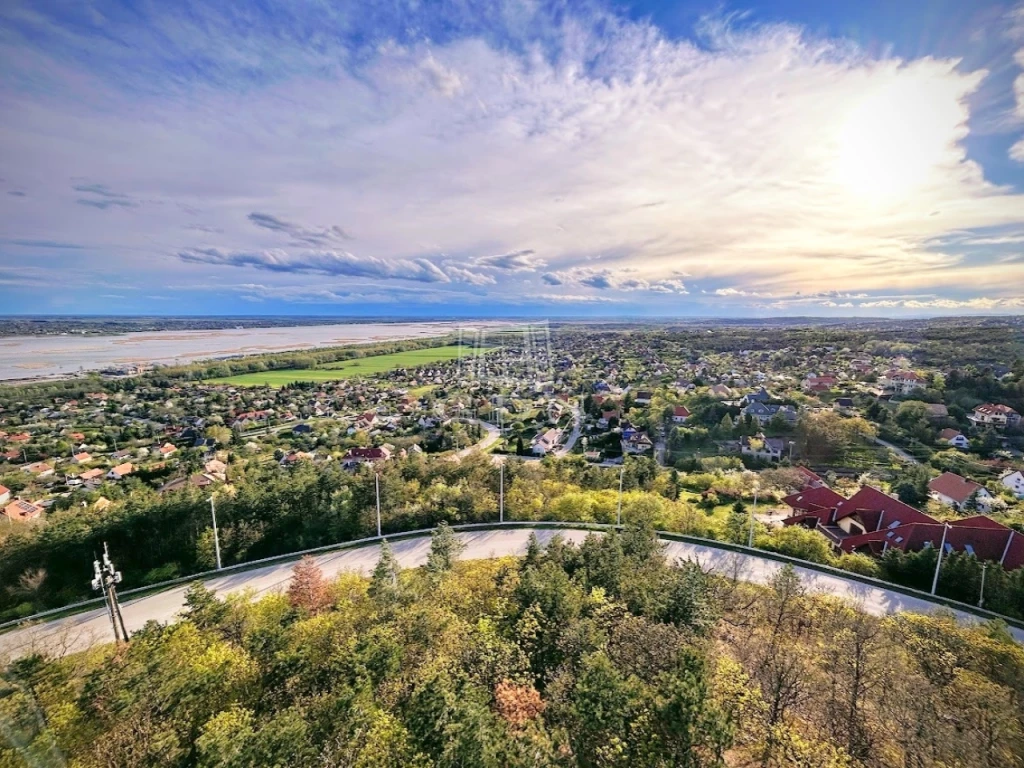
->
[0,485,9,506]
[740,434,785,462]
[927,472,992,511]
[532,428,562,456]
[107,462,134,481]
[1001,470,1024,499]
[938,428,970,450]
[621,432,654,455]
[671,405,691,424]
[968,403,1021,430]
[880,369,926,395]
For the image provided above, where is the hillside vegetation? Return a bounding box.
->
[1,524,1021,767]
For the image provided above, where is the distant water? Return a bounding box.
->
[0,321,500,381]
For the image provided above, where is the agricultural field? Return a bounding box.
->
[206,345,478,386]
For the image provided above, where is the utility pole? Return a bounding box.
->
[747,488,759,548]
[978,562,988,609]
[617,463,625,527]
[375,473,382,538]
[91,542,129,644]
[499,463,504,523]
[209,496,222,570]
[930,523,951,595]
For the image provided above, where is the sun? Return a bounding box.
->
[835,78,958,202]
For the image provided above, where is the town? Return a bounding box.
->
[1,318,1023,624]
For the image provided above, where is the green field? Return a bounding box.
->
[207,345,483,387]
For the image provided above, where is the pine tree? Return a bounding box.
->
[425,522,466,577]
[523,532,543,569]
[287,555,331,614]
[369,538,402,606]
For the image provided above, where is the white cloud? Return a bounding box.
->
[2,1,1024,308]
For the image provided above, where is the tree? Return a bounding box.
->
[287,555,331,614]
[369,539,402,607]
[425,521,466,577]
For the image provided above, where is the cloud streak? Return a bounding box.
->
[1,0,1024,313]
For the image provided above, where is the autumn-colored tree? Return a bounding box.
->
[287,556,331,614]
[494,680,545,728]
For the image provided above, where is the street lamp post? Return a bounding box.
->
[979,562,988,609]
[747,488,759,548]
[209,496,222,570]
[617,463,625,527]
[499,463,504,523]
[375,473,382,538]
[930,523,952,595]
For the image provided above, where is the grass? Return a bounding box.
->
[207,345,486,387]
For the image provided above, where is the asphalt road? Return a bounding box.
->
[873,436,921,464]
[3,527,1017,663]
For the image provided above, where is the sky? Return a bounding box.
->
[2,0,1024,319]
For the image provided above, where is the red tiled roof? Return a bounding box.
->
[793,466,824,488]
[938,428,962,441]
[928,472,983,505]
[673,405,691,417]
[783,485,845,513]
[832,486,936,532]
[841,518,1024,570]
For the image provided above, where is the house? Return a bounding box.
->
[841,515,1024,571]
[159,474,216,494]
[924,403,949,420]
[928,472,992,511]
[1001,470,1024,499]
[533,428,563,456]
[292,423,314,434]
[633,391,652,405]
[880,369,926,395]
[833,397,855,411]
[968,404,1021,430]
[3,499,42,522]
[621,431,654,455]
[71,451,92,464]
[21,461,54,478]
[158,443,178,458]
[671,405,691,424]
[709,384,733,398]
[742,401,797,426]
[79,468,105,484]
[740,433,786,462]
[784,485,934,539]
[740,387,772,406]
[938,428,970,449]
[802,375,837,393]
[6,433,30,443]
[204,459,228,479]
[107,462,134,480]
[343,446,393,464]
[111,448,133,461]
[0,485,9,506]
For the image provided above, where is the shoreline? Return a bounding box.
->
[0,320,514,384]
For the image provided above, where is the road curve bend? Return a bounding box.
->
[1,527,1019,662]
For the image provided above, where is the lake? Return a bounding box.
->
[0,321,506,381]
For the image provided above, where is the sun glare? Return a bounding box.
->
[836,79,953,201]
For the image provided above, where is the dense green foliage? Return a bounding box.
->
[2,528,1022,767]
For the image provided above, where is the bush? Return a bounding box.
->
[835,552,880,578]
[756,526,835,565]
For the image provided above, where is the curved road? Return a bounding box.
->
[1,527,1017,662]
[873,436,921,465]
